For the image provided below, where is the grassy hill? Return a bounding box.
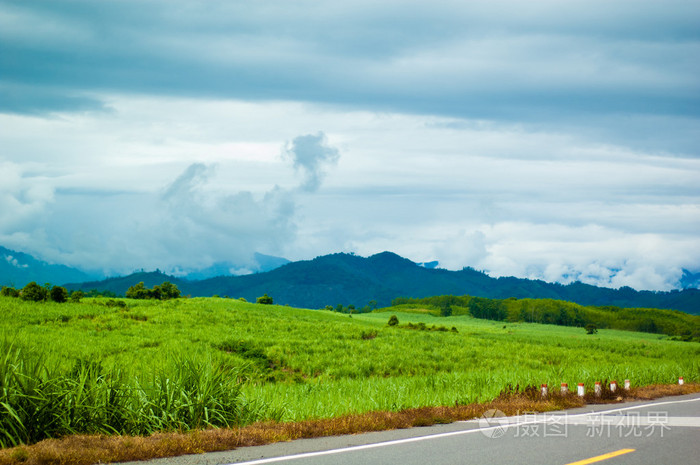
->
[2,295,698,448]
[387,295,700,341]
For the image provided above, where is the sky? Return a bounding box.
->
[1,0,699,290]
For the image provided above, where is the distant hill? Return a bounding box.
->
[1,246,290,287]
[63,252,700,314]
[0,246,99,288]
[65,271,191,296]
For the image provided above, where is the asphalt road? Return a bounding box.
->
[121,393,700,465]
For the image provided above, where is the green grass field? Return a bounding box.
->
[1,296,699,446]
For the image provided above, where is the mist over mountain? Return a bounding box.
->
[680,269,700,290]
[0,246,100,288]
[58,251,700,315]
[0,246,291,288]
[171,253,291,280]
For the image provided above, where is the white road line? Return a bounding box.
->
[229,396,700,465]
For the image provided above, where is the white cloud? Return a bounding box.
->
[0,0,698,291]
[1,94,697,289]
[4,255,28,269]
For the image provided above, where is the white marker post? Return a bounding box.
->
[610,380,617,393]
[561,383,568,395]
[577,383,585,397]
[595,381,602,396]
[624,379,630,390]
[679,377,684,385]
[541,384,548,398]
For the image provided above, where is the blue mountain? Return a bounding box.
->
[62,251,700,314]
[0,246,99,288]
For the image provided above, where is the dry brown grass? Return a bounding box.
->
[0,383,697,465]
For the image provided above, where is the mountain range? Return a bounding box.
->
[55,251,700,315]
[2,246,698,314]
[0,246,95,287]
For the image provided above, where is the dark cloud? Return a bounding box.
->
[1,0,698,155]
[284,132,340,192]
[0,83,108,115]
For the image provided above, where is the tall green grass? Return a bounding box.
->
[0,341,274,448]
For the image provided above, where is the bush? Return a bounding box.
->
[440,304,453,317]
[50,286,68,303]
[0,286,20,298]
[387,315,399,326]
[20,282,48,302]
[256,294,273,305]
[70,290,84,303]
[360,330,378,340]
[585,324,598,335]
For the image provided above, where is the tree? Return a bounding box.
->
[150,285,163,300]
[126,281,180,300]
[0,286,20,298]
[256,294,273,305]
[159,281,181,300]
[126,282,149,299]
[50,286,68,303]
[440,303,453,317]
[388,315,399,326]
[637,318,659,334]
[585,324,598,335]
[21,282,48,302]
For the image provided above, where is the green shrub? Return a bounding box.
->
[70,290,84,303]
[256,294,273,305]
[360,330,378,340]
[1,286,20,298]
[20,282,48,302]
[50,286,68,303]
[387,315,399,326]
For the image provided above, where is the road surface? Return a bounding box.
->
[120,393,700,465]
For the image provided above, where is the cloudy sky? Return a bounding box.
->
[1,0,699,290]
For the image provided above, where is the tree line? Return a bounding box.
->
[391,295,700,341]
[1,282,78,303]
[125,281,181,300]
[1,280,183,302]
